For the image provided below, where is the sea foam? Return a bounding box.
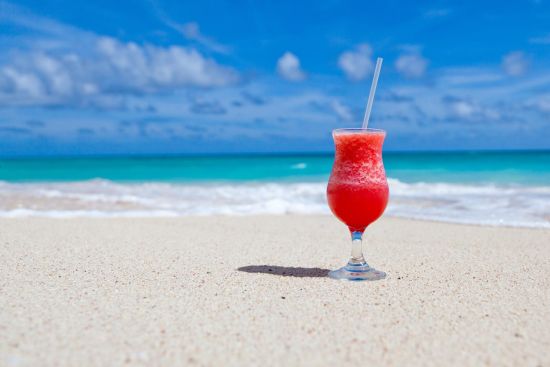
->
[0,179,549,228]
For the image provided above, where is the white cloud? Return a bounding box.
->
[0,1,93,42]
[395,50,429,79]
[338,44,373,81]
[537,96,550,112]
[180,22,200,38]
[436,67,504,86]
[527,94,550,113]
[0,67,44,98]
[148,1,230,54]
[96,37,237,89]
[450,100,475,118]
[502,51,529,76]
[0,3,238,108]
[276,52,306,81]
[376,63,542,129]
[330,100,353,121]
[169,21,230,54]
[445,98,500,121]
[0,36,239,107]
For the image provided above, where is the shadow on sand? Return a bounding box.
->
[237,265,329,278]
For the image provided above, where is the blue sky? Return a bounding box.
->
[0,0,549,156]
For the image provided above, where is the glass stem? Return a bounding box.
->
[348,231,367,266]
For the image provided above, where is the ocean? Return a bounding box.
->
[1,151,549,227]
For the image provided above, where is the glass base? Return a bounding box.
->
[328,262,386,281]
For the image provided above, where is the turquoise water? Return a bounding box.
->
[0,151,549,226]
[1,151,549,185]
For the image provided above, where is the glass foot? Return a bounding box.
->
[328,263,386,281]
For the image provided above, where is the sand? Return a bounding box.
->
[1,216,549,367]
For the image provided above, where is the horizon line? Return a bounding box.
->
[1,148,550,160]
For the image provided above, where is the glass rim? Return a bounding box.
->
[332,127,386,135]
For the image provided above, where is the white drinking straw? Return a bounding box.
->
[362,57,383,129]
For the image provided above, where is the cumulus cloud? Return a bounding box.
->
[373,67,536,132]
[395,49,429,79]
[442,96,500,121]
[450,100,475,117]
[338,44,373,81]
[0,36,238,107]
[96,37,237,89]
[502,51,529,76]
[276,52,306,81]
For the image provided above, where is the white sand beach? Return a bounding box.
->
[1,216,549,366]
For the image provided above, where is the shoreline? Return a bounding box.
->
[1,178,549,229]
[0,212,549,230]
[1,215,549,366]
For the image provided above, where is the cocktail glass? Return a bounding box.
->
[326,128,389,281]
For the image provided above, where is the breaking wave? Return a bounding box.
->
[0,178,549,228]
